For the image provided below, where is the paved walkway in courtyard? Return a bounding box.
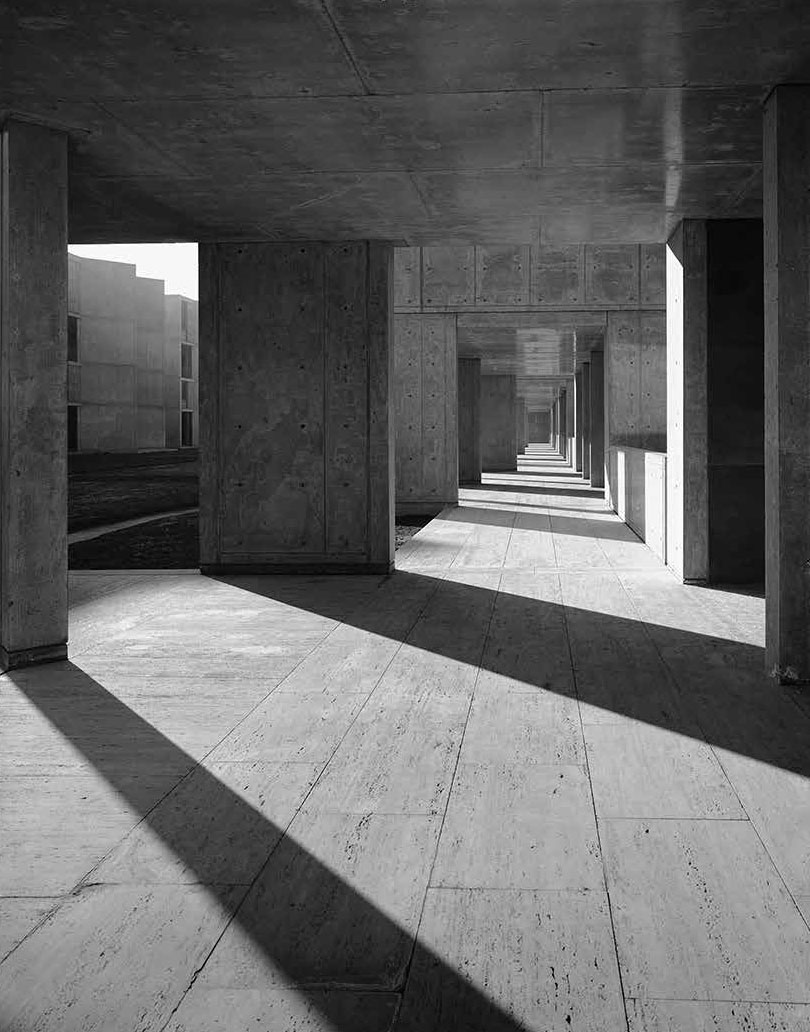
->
[2,445,809,1031]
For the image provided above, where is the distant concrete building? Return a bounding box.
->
[67,254,199,452]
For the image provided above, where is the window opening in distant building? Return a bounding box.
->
[67,314,79,362]
[67,405,79,452]
[181,410,194,448]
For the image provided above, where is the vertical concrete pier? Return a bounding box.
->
[394,315,458,515]
[581,362,592,480]
[589,351,605,488]
[764,86,810,682]
[0,120,68,670]
[481,374,517,471]
[666,219,763,585]
[199,241,394,574]
[574,369,584,472]
[458,357,482,485]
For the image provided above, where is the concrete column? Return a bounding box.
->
[558,390,568,460]
[590,350,605,489]
[0,120,68,670]
[458,356,481,485]
[515,398,527,455]
[564,384,575,463]
[199,241,394,574]
[550,400,556,450]
[666,221,709,582]
[394,315,458,516]
[481,374,517,471]
[667,219,763,585]
[764,86,810,681]
[581,362,592,480]
[574,369,584,472]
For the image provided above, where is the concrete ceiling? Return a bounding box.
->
[2,1,804,245]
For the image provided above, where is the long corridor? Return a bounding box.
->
[2,447,809,1031]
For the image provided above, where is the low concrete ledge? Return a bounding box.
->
[607,445,667,563]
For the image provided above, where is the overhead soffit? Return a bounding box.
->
[2,0,804,244]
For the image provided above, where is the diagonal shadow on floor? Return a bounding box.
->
[6,663,534,1032]
[216,571,810,779]
[6,568,809,1029]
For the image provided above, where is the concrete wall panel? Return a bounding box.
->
[585,245,639,305]
[394,313,458,513]
[137,368,165,407]
[422,246,474,308]
[607,310,666,452]
[481,374,517,471]
[532,245,583,305]
[218,245,326,556]
[324,243,369,554]
[641,244,666,306]
[394,246,421,310]
[136,407,165,450]
[200,241,393,571]
[80,404,137,451]
[476,245,530,306]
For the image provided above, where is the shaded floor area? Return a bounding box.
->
[2,445,809,1031]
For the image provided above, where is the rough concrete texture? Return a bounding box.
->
[0,120,68,668]
[457,358,482,485]
[396,245,664,315]
[764,86,810,682]
[666,222,708,583]
[606,310,666,453]
[394,315,458,516]
[481,376,517,472]
[199,241,394,573]
[589,351,606,489]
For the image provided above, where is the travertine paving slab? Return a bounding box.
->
[585,723,744,819]
[397,888,625,1032]
[0,883,238,1032]
[626,998,810,1031]
[618,571,745,647]
[433,764,600,889]
[551,519,611,570]
[449,518,515,569]
[209,691,367,763]
[1,772,179,894]
[166,987,400,1032]
[0,898,60,961]
[712,751,810,896]
[197,810,439,989]
[561,574,689,728]
[602,818,810,1000]
[305,694,469,814]
[480,571,575,695]
[90,761,321,885]
[502,510,557,569]
[461,687,584,765]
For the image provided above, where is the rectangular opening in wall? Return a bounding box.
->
[66,241,199,571]
[68,404,79,452]
[181,341,194,379]
[67,314,79,362]
[181,410,194,448]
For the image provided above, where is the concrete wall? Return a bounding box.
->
[530,410,551,443]
[481,375,517,471]
[706,220,764,583]
[608,446,667,563]
[606,311,667,452]
[394,314,458,515]
[68,254,198,452]
[395,243,665,313]
[199,240,393,573]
